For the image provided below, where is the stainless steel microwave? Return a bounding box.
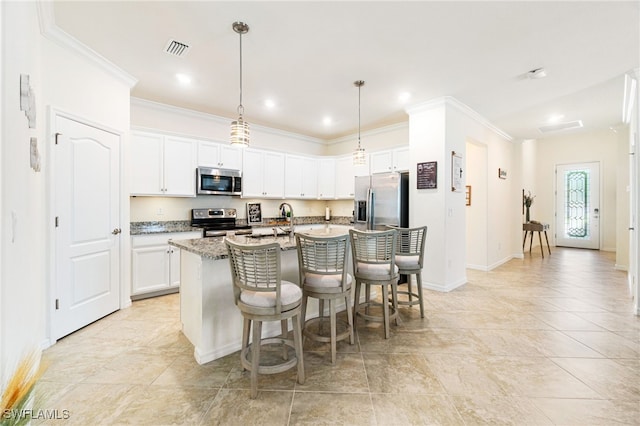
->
[196,167,242,196]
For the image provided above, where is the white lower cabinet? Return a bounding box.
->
[131,231,201,298]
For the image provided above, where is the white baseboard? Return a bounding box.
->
[423,276,467,293]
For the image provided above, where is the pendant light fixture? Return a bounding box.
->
[353,80,366,165]
[230,21,250,147]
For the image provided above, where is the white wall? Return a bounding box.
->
[1,1,45,384]
[465,141,488,269]
[1,1,133,385]
[447,101,514,271]
[532,128,625,252]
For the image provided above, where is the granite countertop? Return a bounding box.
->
[131,216,353,236]
[169,235,298,260]
[130,220,197,235]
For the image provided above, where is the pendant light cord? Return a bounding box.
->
[238,30,244,117]
[357,83,361,148]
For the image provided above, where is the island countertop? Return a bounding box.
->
[169,235,298,260]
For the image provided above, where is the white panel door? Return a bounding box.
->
[555,162,600,249]
[54,115,120,340]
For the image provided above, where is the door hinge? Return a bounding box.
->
[55,299,59,310]
[55,132,62,145]
[55,216,59,227]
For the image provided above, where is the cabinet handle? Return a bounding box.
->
[112,228,122,235]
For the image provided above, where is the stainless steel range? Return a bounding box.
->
[191,208,252,237]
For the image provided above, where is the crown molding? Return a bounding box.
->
[36,1,137,88]
[406,96,513,142]
[131,97,325,146]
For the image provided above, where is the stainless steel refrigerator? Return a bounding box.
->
[354,172,409,230]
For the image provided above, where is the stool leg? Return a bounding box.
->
[345,292,354,344]
[241,318,251,371]
[416,272,425,318]
[381,284,390,339]
[292,312,305,385]
[391,281,400,326]
[330,299,337,364]
[250,320,262,399]
[281,319,289,360]
[318,299,326,334]
[522,231,527,251]
[353,280,361,330]
[529,231,534,253]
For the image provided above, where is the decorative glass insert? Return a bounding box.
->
[564,170,590,238]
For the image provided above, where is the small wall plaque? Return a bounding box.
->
[246,202,263,224]
[417,161,437,189]
[498,168,507,179]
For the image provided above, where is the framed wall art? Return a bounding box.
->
[417,161,437,189]
[451,151,464,192]
[246,202,263,224]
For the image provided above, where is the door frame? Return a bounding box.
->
[554,161,602,250]
[45,107,130,348]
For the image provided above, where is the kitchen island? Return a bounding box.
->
[170,227,350,365]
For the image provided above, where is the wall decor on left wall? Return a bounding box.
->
[19,74,36,128]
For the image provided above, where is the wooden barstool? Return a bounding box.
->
[225,239,305,398]
[388,225,427,318]
[296,233,354,364]
[349,229,399,339]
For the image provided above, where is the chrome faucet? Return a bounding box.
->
[278,202,294,236]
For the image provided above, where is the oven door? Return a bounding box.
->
[197,167,241,195]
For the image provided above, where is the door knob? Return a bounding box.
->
[112,228,122,235]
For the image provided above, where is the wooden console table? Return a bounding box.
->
[522,222,551,258]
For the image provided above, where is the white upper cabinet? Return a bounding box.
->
[317,158,336,199]
[197,141,243,170]
[285,155,318,199]
[242,148,285,198]
[130,131,196,197]
[370,146,410,174]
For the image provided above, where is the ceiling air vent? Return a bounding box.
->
[164,39,190,57]
[538,120,583,134]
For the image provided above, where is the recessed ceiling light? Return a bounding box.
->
[547,114,565,124]
[527,67,547,79]
[264,99,276,109]
[323,116,332,126]
[175,73,191,85]
[398,92,411,103]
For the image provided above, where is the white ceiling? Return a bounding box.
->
[52,1,639,141]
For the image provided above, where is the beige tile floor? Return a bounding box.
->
[36,247,639,425]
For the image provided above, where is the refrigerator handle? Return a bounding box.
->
[368,189,375,230]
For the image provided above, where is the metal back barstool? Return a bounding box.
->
[349,229,399,339]
[388,225,427,318]
[296,233,354,364]
[225,239,305,398]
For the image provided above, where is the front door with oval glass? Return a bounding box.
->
[555,162,600,249]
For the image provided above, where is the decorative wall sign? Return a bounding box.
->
[246,202,263,224]
[465,185,471,206]
[417,161,437,189]
[20,74,36,128]
[498,168,507,179]
[451,151,463,192]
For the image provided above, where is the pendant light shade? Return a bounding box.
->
[230,21,250,147]
[353,80,366,165]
